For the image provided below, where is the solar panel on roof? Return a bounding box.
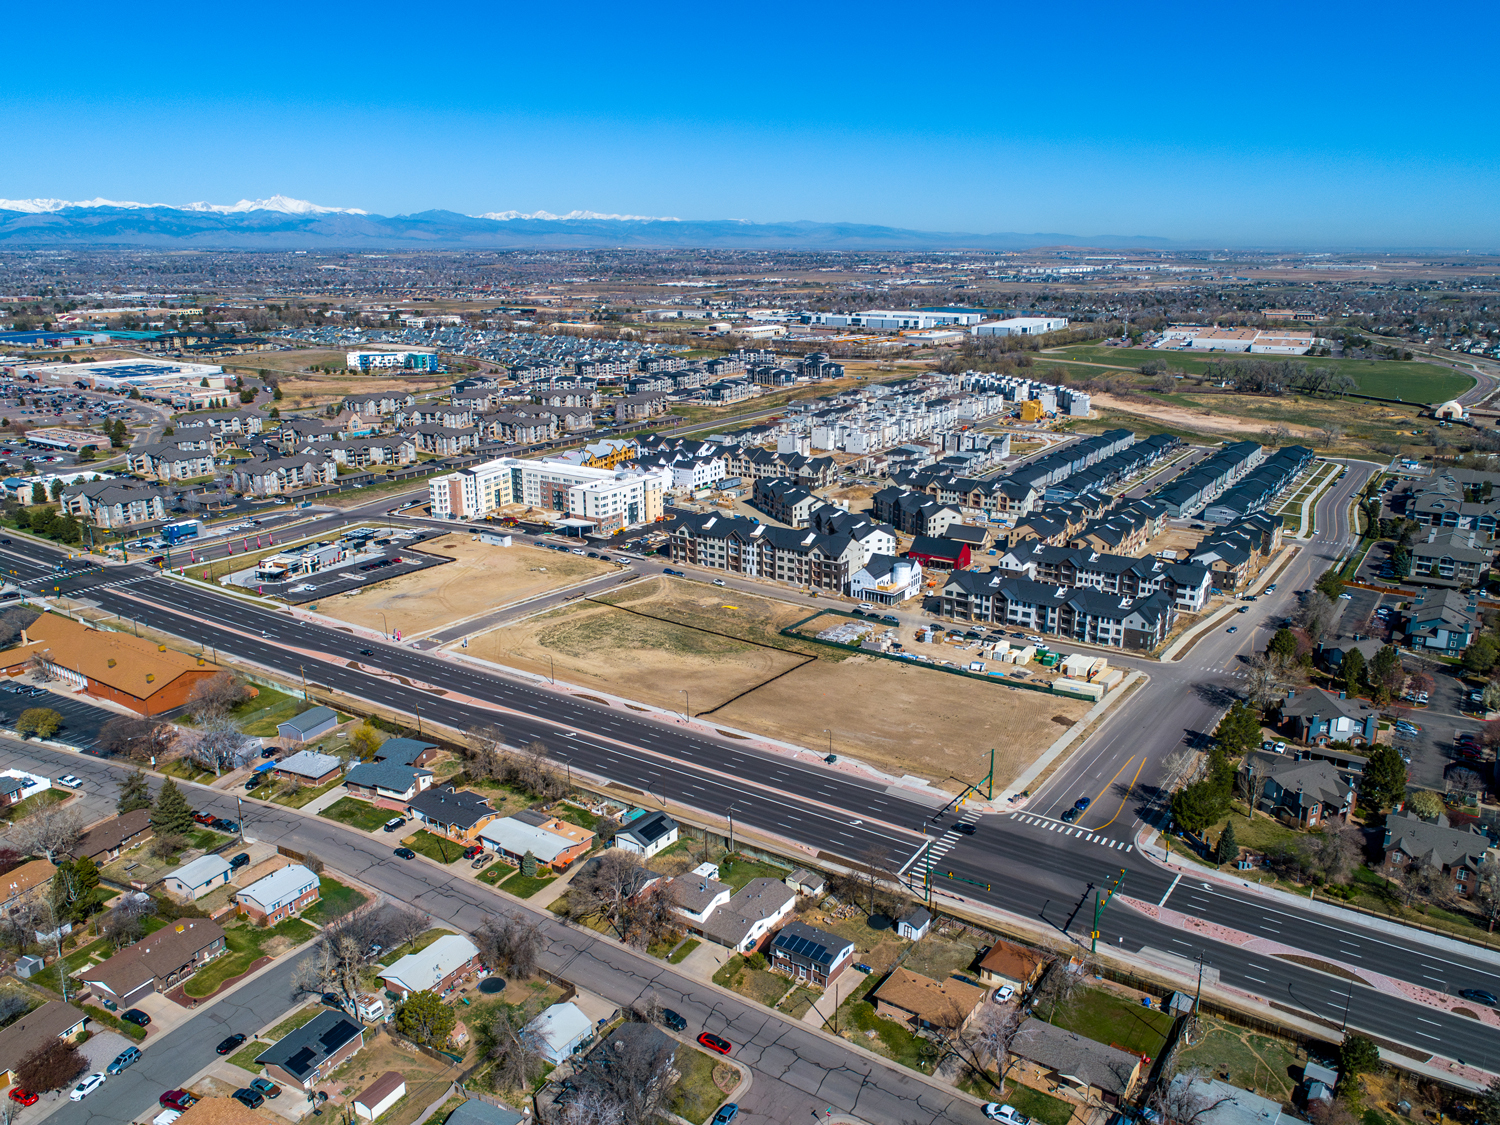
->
[285,1046,317,1076]
[321,1019,359,1049]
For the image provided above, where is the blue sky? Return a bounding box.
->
[5,0,1497,247]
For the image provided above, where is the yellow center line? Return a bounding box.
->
[1077,754,1136,828]
[1096,754,1149,831]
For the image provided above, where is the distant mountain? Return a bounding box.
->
[0,197,1176,250]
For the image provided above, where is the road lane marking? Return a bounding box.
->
[1158,874,1182,907]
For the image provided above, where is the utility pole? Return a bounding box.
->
[726,804,736,855]
[1193,950,1209,1017]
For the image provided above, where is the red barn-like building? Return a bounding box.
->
[906,536,970,570]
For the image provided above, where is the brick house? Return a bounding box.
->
[871,968,984,1035]
[343,761,433,809]
[1241,752,1353,828]
[1276,688,1378,746]
[378,934,483,1001]
[976,938,1046,994]
[81,918,226,1006]
[69,808,154,865]
[257,1010,365,1093]
[408,786,500,844]
[1382,810,1495,899]
[235,864,321,924]
[1010,1018,1142,1105]
[0,1001,89,1086]
[768,920,854,987]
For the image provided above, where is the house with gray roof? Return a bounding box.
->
[614,810,678,857]
[701,878,797,953]
[664,874,732,926]
[277,706,340,745]
[1403,587,1478,654]
[1241,752,1353,828]
[258,1009,365,1092]
[769,920,854,987]
[1382,810,1494,899]
[1276,688,1377,746]
[373,737,439,767]
[344,760,433,807]
[1010,1017,1142,1104]
[273,748,343,785]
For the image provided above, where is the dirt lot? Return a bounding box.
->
[1089,391,1316,437]
[461,578,1090,790]
[327,1028,462,1125]
[322,534,615,636]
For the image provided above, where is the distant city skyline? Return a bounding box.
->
[4,0,1496,249]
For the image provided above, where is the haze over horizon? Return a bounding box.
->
[3,0,1496,250]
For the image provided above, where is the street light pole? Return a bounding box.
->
[727,804,736,855]
[415,703,422,737]
[679,689,690,720]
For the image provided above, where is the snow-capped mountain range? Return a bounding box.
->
[0,195,1176,250]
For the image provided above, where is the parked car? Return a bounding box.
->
[712,1106,740,1124]
[697,1032,732,1055]
[661,1008,687,1031]
[160,1090,197,1110]
[55,774,83,789]
[244,776,262,790]
[215,1033,247,1055]
[394,847,417,860]
[984,1106,1029,1125]
[464,844,484,859]
[8,1089,38,1107]
[228,853,251,870]
[233,1089,265,1109]
[192,812,215,825]
[212,819,239,833]
[107,1047,142,1074]
[992,985,1016,1003]
[249,1078,281,1099]
[383,817,407,832]
[121,1008,151,1026]
[70,1074,106,1101]
[471,853,494,869]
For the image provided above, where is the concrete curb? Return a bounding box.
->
[1000,671,1146,802]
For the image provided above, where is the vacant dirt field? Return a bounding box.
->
[322,534,615,636]
[460,578,1089,790]
[460,578,813,713]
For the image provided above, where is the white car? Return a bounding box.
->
[983,1106,1028,1125]
[1024,635,1045,645]
[70,1073,106,1101]
[991,985,1015,1003]
[56,775,83,790]
[1272,742,1287,754]
[712,578,727,587]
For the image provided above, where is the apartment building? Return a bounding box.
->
[61,480,169,528]
[428,455,668,531]
[939,571,1178,650]
[669,509,896,594]
[127,442,217,481]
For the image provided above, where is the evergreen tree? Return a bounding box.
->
[151,778,195,839]
[1214,701,1262,758]
[1359,743,1408,813]
[521,850,537,878]
[71,856,99,915]
[1315,569,1346,599]
[1215,822,1239,865]
[50,860,79,919]
[117,769,151,814]
[1269,628,1299,660]
[1341,647,1366,695]
[1337,1034,1381,1095]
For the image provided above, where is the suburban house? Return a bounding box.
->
[162,854,233,903]
[69,809,153,864]
[1166,1075,1306,1125]
[354,1073,407,1122]
[343,761,434,807]
[0,858,55,913]
[257,1010,366,1093]
[768,920,855,987]
[701,878,797,952]
[1010,1018,1142,1105]
[1277,688,1378,746]
[408,786,500,844]
[277,706,341,744]
[445,1101,527,1125]
[664,874,733,927]
[373,737,440,768]
[1403,588,1479,653]
[871,968,985,1035]
[897,906,932,941]
[1241,753,1353,827]
[81,918,226,1006]
[976,938,1047,994]
[1382,811,1495,899]
[0,613,227,716]
[273,750,343,786]
[524,1001,594,1065]
[379,934,484,1001]
[479,813,594,871]
[614,811,679,857]
[0,1001,89,1085]
[235,864,321,924]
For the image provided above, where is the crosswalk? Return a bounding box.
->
[926,807,982,864]
[75,573,157,592]
[1009,811,1134,852]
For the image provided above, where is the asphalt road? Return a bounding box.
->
[9,466,1500,1069]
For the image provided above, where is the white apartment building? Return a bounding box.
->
[806,309,985,331]
[429,456,667,533]
[972,317,1070,336]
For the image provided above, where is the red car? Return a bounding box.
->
[9,1088,38,1107]
[160,1090,198,1111]
[192,812,215,825]
[464,844,484,860]
[697,1032,732,1055]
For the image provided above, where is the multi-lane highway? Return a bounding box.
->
[9,459,1500,1070]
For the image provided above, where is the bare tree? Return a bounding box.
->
[293,930,369,1007]
[1149,1068,1235,1125]
[484,1003,549,1093]
[560,1086,625,1125]
[1033,958,1080,1023]
[620,889,681,952]
[1315,423,1346,449]
[26,652,53,683]
[102,893,157,949]
[1298,590,1335,646]
[953,1003,1022,1090]
[13,803,84,862]
[185,671,252,721]
[570,1024,680,1125]
[476,911,546,979]
[185,716,253,776]
[568,852,654,937]
[1245,652,1298,707]
[1309,825,1362,884]
[98,716,174,762]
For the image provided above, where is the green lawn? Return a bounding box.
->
[234,685,309,737]
[668,938,700,965]
[1177,1017,1303,1103]
[63,934,114,974]
[478,861,514,885]
[159,760,215,783]
[319,796,392,832]
[1001,1082,1076,1125]
[4,789,66,821]
[716,855,789,893]
[837,978,927,1071]
[183,918,315,998]
[272,774,345,809]
[304,877,368,923]
[265,1004,323,1041]
[712,956,792,1008]
[190,828,232,850]
[499,871,556,899]
[1046,986,1172,1057]
[228,1039,269,1073]
[670,1045,736,1125]
[553,804,602,831]
[378,928,455,967]
[403,829,463,863]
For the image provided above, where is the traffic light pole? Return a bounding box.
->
[1091,868,1127,954]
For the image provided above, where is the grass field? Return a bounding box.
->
[1045,985,1173,1057]
[320,796,395,832]
[184,918,315,997]
[461,577,1088,790]
[403,829,463,863]
[321,533,615,638]
[1047,344,1475,403]
[1177,1017,1303,1103]
[305,876,368,922]
[498,870,556,898]
[669,1046,739,1125]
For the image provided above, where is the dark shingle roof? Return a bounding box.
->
[257,1010,362,1079]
